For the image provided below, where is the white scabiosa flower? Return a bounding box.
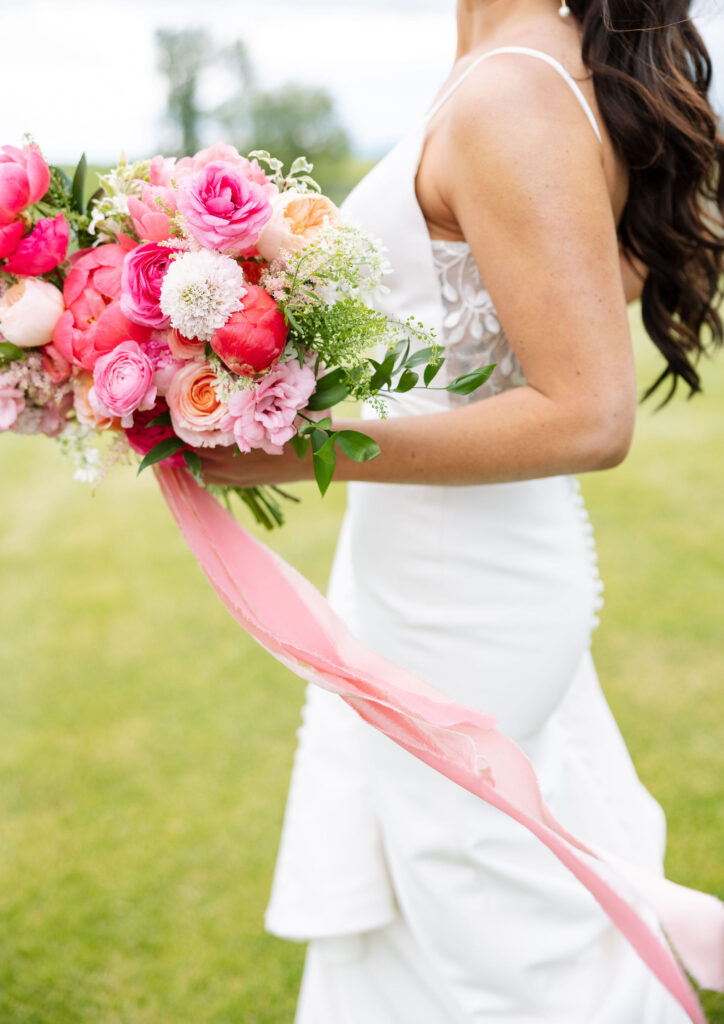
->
[159,249,246,342]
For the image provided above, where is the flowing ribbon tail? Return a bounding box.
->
[156,466,724,1022]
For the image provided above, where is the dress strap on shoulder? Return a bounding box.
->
[425,45,603,145]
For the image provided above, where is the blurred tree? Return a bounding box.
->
[246,84,350,171]
[156,28,217,156]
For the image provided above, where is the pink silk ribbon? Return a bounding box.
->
[155,464,724,1023]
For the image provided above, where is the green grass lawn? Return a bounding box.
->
[1,308,722,1023]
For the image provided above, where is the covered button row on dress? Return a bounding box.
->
[567,476,605,631]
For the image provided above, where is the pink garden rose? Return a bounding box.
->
[124,398,189,467]
[120,241,179,328]
[176,161,273,254]
[52,238,150,371]
[0,144,50,226]
[219,359,317,455]
[210,285,287,377]
[2,214,69,276]
[0,386,25,431]
[165,360,235,447]
[0,278,65,348]
[88,339,157,428]
[0,219,24,260]
[127,183,178,242]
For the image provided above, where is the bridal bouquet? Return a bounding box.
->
[0,140,492,527]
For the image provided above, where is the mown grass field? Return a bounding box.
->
[0,309,722,1023]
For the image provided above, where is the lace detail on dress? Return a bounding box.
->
[431,240,526,406]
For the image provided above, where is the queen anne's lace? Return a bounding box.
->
[431,240,526,405]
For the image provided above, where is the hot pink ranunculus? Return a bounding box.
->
[52,238,149,371]
[219,359,317,455]
[0,144,50,226]
[176,161,273,254]
[88,339,157,428]
[165,360,234,447]
[120,241,179,328]
[0,386,25,431]
[127,184,178,243]
[2,214,69,276]
[210,285,287,376]
[0,219,24,260]
[124,398,189,467]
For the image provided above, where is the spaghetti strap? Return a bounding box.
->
[425,45,603,145]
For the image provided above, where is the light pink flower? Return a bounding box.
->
[176,161,272,254]
[127,184,178,242]
[88,339,157,428]
[149,154,193,188]
[0,278,65,348]
[190,144,276,193]
[140,331,185,395]
[165,360,234,448]
[256,190,340,263]
[0,143,50,226]
[166,328,206,360]
[120,241,179,328]
[219,359,316,455]
[0,386,25,431]
[2,214,69,276]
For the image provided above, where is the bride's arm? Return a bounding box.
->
[201,59,639,488]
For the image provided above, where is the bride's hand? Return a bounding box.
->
[198,442,312,488]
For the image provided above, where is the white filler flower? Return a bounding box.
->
[160,250,247,342]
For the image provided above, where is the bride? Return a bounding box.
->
[200,0,723,1019]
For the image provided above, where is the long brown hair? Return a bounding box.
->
[570,0,724,402]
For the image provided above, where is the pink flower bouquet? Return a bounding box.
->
[0,141,493,526]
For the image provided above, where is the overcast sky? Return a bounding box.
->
[0,0,722,165]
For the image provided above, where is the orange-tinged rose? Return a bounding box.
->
[165,360,235,447]
[73,372,121,431]
[256,189,340,262]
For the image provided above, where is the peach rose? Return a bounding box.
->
[166,328,206,361]
[0,278,65,348]
[165,360,235,447]
[256,189,340,262]
[73,372,121,431]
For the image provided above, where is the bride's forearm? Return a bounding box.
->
[332,384,635,486]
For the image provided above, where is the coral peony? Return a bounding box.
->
[2,214,69,276]
[88,340,157,428]
[125,399,189,467]
[165,360,234,447]
[177,161,272,254]
[0,143,50,226]
[219,359,316,455]
[210,285,287,376]
[0,219,24,260]
[256,189,340,262]
[0,278,65,348]
[120,241,179,328]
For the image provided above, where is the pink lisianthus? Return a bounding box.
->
[88,339,157,428]
[127,184,178,242]
[2,214,69,276]
[120,241,179,328]
[140,331,185,395]
[219,359,317,455]
[176,161,273,254]
[165,360,235,447]
[0,386,25,431]
[0,143,50,225]
[0,219,24,260]
[124,398,189,467]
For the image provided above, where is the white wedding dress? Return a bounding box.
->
[265,47,690,1023]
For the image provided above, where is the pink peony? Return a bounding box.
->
[0,386,25,431]
[88,339,157,428]
[124,398,189,467]
[2,214,69,276]
[176,161,272,254]
[0,219,24,260]
[0,278,65,348]
[219,359,317,455]
[0,144,50,226]
[165,360,235,447]
[120,241,179,328]
[127,184,178,242]
[140,331,185,395]
[210,285,287,376]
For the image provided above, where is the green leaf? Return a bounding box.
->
[406,345,437,368]
[86,186,103,214]
[306,368,349,411]
[289,433,310,459]
[312,437,337,496]
[0,341,25,362]
[424,360,443,386]
[446,364,496,396]
[335,430,381,463]
[137,437,185,474]
[310,429,335,459]
[395,369,419,393]
[147,410,172,428]
[182,449,202,479]
[393,337,410,369]
[297,416,331,436]
[51,165,72,192]
[369,350,397,390]
[71,153,87,213]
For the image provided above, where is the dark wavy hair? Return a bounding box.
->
[569,0,724,402]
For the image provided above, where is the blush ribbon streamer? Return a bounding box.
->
[156,465,724,1023]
